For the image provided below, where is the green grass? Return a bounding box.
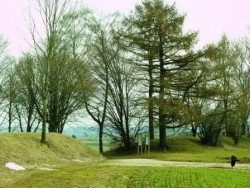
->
[103,136,250,163]
[1,133,250,187]
[4,163,250,188]
[0,132,103,166]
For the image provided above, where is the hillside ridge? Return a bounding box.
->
[0,132,103,168]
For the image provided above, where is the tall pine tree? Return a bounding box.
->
[123,0,203,150]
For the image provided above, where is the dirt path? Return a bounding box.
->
[104,159,250,170]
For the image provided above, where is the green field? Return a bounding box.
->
[0,133,250,187]
[4,163,250,188]
[81,140,111,151]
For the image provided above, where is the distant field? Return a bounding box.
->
[82,140,111,151]
[78,135,112,151]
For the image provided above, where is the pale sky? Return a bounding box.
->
[0,0,250,57]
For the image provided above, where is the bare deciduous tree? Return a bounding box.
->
[26,0,93,143]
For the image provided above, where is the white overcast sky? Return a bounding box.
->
[0,0,250,57]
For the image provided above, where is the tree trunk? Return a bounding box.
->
[124,139,131,150]
[8,102,12,132]
[148,58,154,140]
[241,123,246,135]
[214,128,222,147]
[26,113,32,132]
[99,124,104,153]
[48,124,58,132]
[159,117,166,150]
[158,31,166,150]
[27,125,31,132]
[191,125,197,137]
[41,95,47,143]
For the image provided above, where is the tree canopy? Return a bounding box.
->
[0,0,249,150]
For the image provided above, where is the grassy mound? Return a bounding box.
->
[0,132,103,167]
[104,136,250,163]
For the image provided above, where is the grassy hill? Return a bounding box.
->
[104,136,250,163]
[0,132,103,167]
[165,136,250,163]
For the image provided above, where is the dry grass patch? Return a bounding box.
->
[0,132,103,167]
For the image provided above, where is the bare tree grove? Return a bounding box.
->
[0,0,250,150]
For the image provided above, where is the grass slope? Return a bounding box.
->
[104,136,250,163]
[0,132,103,166]
[0,132,103,187]
[164,136,250,163]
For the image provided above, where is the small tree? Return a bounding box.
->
[85,14,146,151]
[83,15,112,153]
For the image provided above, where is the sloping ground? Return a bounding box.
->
[163,136,250,163]
[0,132,103,167]
[104,136,250,163]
